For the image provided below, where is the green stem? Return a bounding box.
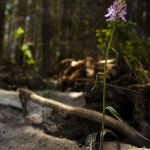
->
[100,21,116,150]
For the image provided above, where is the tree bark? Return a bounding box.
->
[59,0,72,61]
[146,0,150,37]
[28,0,36,58]
[15,0,27,66]
[0,1,6,57]
[41,0,51,78]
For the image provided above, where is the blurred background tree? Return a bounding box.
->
[1,0,150,78]
[0,1,7,56]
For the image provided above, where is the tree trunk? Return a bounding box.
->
[146,0,150,37]
[15,0,27,66]
[41,0,51,78]
[59,0,72,61]
[0,1,6,57]
[28,0,36,58]
[137,1,145,33]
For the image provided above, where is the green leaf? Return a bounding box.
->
[111,47,118,62]
[101,128,119,140]
[96,33,100,36]
[15,27,24,38]
[96,29,100,33]
[27,58,35,65]
[21,44,36,65]
[91,72,104,91]
[105,106,150,142]
[21,45,28,51]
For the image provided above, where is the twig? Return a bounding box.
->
[76,78,139,93]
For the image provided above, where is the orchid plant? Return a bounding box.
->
[94,0,127,149]
[90,1,150,150]
[101,0,127,149]
[105,0,127,21]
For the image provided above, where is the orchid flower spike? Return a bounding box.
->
[105,0,127,21]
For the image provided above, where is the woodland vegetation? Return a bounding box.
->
[0,0,149,85]
[0,0,150,149]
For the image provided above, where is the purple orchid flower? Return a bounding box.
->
[105,1,127,21]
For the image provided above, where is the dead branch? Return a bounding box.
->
[128,83,150,89]
[18,88,150,148]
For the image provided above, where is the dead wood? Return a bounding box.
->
[18,88,150,148]
[128,83,150,89]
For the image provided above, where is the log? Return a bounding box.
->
[18,88,150,148]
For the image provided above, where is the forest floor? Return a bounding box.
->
[0,56,150,149]
[0,89,149,150]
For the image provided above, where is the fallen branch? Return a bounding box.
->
[18,88,150,148]
[127,83,150,89]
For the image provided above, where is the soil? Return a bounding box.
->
[0,89,150,150]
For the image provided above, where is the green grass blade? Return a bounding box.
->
[101,128,119,140]
[105,106,150,142]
